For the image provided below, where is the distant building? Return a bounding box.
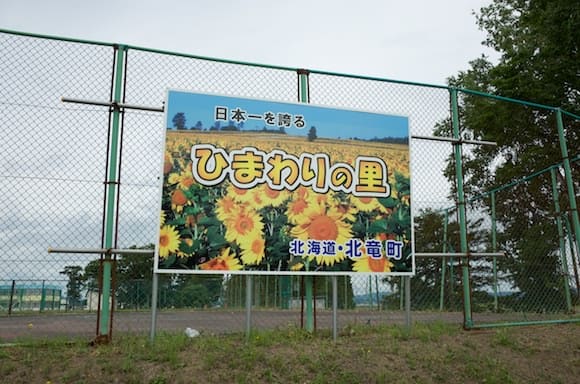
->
[0,283,62,312]
[289,297,326,310]
[85,289,112,311]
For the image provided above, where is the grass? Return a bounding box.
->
[1,322,579,383]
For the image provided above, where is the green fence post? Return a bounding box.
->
[297,68,314,332]
[8,280,15,315]
[439,209,449,311]
[491,191,499,312]
[450,88,473,328]
[564,217,580,299]
[556,109,580,262]
[279,275,290,309]
[40,280,46,312]
[550,167,573,312]
[19,287,24,311]
[448,243,456,310]
[265,274,269,308]
[99,44,127,339]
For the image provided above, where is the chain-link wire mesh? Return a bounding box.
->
[455,100,580,326]
[1,30,579,342]
[0,32,116,340]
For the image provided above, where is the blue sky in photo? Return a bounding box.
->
[166,90,408,140]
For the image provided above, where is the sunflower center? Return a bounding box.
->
[308,215,338,240]
[233,187,247,196]
[181,177,194,188]
[171,189,187,206]
[265,187,280,199]
[208,258,228,270]
[220,197,235,213]
[159,234,169,247]
[291,199,308,214]
[235,215,254,234]
[251,239,263,253]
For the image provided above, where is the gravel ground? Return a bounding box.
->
[3,308,576,342]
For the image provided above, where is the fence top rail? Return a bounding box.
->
[561,109,580,121]
[0,27,115,48]
[438,154,580,214]
[1,28,578,120]
[456,88,558,112]
[469,154,580,202]
[415,252,506,257]
[48,247,154,255]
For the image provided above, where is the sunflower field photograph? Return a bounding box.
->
[156,91,413,275]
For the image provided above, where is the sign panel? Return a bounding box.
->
[155,90,413,275]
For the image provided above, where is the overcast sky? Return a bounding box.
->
[0,1,503,285]
[0,0,498,86]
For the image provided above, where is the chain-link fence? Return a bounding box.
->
[1,29,579,342]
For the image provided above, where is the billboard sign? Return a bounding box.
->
[155,90,413,275]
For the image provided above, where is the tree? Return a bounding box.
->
[172,112,186,130]
[84,244,156,310]
[440,0,579,311]
[60,265,85,310]
[445,0,579,188]
[222,120,239,131]
[84,244,224,310]
[169,275,223,308]
[115,245,155,309]
[307,126,317,142]
[193,120,203,130]
[402,209,488,310]
[475,0,579,111]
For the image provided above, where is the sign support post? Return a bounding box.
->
[555,109,580,264]
[450,88,473,328]
[297,69,315,332]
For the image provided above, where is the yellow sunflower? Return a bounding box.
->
[286,196,311,224]
[292,186,311,201]
[248,188,267,210]
[290,261,304,271]
[352,254,394,273]
[177,238,194,257]
[215,195,239,222]
[260,184,290,207]
[308,191,331,207]
[290,205,352,266]
[331,196,357,222]
[240,237,265,265]
[199,248,242,271]
[226,184,254,203]
[168,168,195,190]
[170,188,190,213]
[158,225,180,258]
[223,206,264,244]
[349,196,383,212]
[163,152,173,175]
[160,210,166,226]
